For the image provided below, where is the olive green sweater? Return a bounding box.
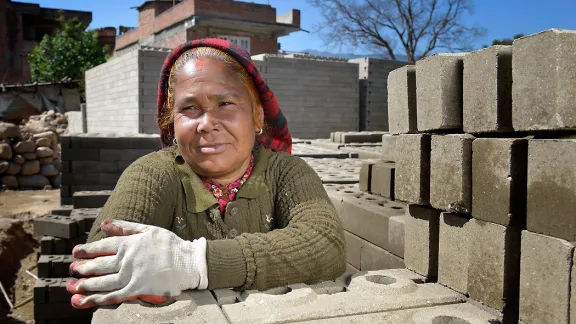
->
[87,145,346,291]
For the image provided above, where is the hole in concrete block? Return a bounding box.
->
[263,286,292,295]
[411,278,425,284]
[365,275,396,285]
[431,316,471,324]
[344,190,354,193]
[391,206,403,210]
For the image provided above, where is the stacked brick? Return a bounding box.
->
[59,133,162,205]
[349,58,409,131]
[388,28,576,324]
[32,191,111,323]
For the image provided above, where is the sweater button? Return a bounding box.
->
[230,207,238,216]
[229,229,238,238]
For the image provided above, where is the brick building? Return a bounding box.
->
[115,0,302,55]
[0,0,115,84]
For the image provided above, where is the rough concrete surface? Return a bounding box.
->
[416,53,466,132]
[370,162,395,199]
[395,134,431,205]
[404,205,440,278]
[387,215,405,258]
[463,45,513,133]
[472,138,528,227]
[430,134,475,214]
[360,239,405,270]
[519,230,573,324]
[467,219,520,322]
[221,269,465,324]
[381,134,397,162]
[387,65,417,134]
[526,139,576,241]
[438,213,472,295]
[512,29,576,131]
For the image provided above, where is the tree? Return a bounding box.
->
[483,34,524,47]
[308,0,486,62]
[28,13,110,84]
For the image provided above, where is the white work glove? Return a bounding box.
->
[66,220,208,309]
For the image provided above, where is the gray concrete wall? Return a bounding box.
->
[253,54,359,139]
[138,48,168,134]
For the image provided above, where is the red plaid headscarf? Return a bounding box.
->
[156,38,292,154]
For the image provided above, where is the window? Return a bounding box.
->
[218,35,250,53]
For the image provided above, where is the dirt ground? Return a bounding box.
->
[0,189,60,324]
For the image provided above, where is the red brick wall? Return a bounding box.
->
[116,28,140,50]
[250,37,278,55]
[194,0,276,24]
[153,0,196,34]
[138,4,156,40]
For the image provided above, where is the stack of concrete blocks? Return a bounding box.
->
[65,104,87,134]
[350,58,409,131]
[84,46,170,134]
[252,54,359,139]
[388,28,576,324]
[59,133,162,205]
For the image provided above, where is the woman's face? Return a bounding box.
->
[172,58,261,179]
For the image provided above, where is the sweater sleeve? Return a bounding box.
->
[87,152,177,243]
[206,154,347,291]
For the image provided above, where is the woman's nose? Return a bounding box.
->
[196,109,219,133]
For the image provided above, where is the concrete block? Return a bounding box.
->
[73,190,112,209]
[222,269,464,324]
[359,161,376,192]
[371,162,395,199]
[37,255,64,278]
[70,208,102,230]
[34,278,59,304]
[395,134,431,205]
[381,134,397,162]
[50,205,73,216]
[360,240,405,270]
[344,231,362,269]
[61,148,100,161]
[91,290,229,324]
[34,215,78,239]
[40,236,54,255]
[416,53,466,132]
[387,65,417,134]
[438,212,472,294]
[339,132,385,144]
[99,149,154,161]
[404,205,440,278]
[49,277,73,303]
[527,139,576,241]
[467,219,521,322]
[519,230,573,324]
[71,161,118,173]
[34,302,93,320]
[387,216,405,258]
[512,29,576,131]
[296,303,501,323]
[463,45,513,133]
[430,134,474,213]
[472,138,528,226]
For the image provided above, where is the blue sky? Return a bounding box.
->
[30,0,576,54]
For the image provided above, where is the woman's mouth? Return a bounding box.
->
[199,144,226,153]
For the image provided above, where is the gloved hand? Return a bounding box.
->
[66,220,208,309]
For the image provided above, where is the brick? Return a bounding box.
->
[467,219,520,322]
[519,230,573,324]
[70,208,102,230]
[387,65,417,134]
[430,134,474,214]
[52,255,76,278]
[527,139,576,241]
[416,53,466,132]
[371,162,395,199]
[404,205,440,278]
[395,134,431,205]
[34,278,58,304]
[40,236,54,255]
[360,240,404,270]
[387,216,405,258]
[49,278,74,303]
[472,138,528,226]
[50,205,73,216]
[37,255,64,278]
[512,29,576,131]
[438,213,472,294]
[463,45,513,133]
[340,132,385,144]
[359,161,376,192]
[34,215,78,239]
[381,134,397,162]
[73,190,112,209]
[344,231,362,269]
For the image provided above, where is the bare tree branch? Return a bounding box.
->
[308,0,486,62]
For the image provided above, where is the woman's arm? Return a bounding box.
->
[206,154,347,291]
[87,152,177,243]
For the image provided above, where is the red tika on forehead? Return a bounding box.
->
[195,58,206,68]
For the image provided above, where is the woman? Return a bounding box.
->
[65,39,346,309]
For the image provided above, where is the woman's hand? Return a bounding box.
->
[66,220,208,309]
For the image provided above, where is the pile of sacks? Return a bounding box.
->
[0,118,63,190]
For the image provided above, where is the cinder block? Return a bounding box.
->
[359,161,376,192]
[344,231,362,269]
[371,162,395,199]
[387,216,405,258]
[387,65,417,134]
[61,148,100,161]
[467,219,521,322]
[50,205,73,216]
[404,205,440,278]
[519,230,573,324]
[526,139,576,241]
[472,138,528,226]
[71,161,118,173]
[438,213,472,294]
[395,134,431,205]
[221,269,464,324]
[339,132,385,144]
[34,215,78,239]
[47,278,72,303]
[40,236,54,255]
[34,278,60,304]
[70,208,102,230]
[37,255,64,278]
[430,134,474,213]
[73,191,112,209]
[512,29,576,131]
[463,45,513,133]
[99,149,154,161]
[360,239,405,270]
[381,134,397,162]
[34,302,93,320]
[416,53,466,132]
[91,290,228,324]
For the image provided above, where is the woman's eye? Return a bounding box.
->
[220,102,233,107]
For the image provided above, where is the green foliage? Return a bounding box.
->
[483,34,525,48]
[28,13,110,83]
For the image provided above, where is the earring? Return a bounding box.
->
[173,138,177,145]
[256,128,263,136]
